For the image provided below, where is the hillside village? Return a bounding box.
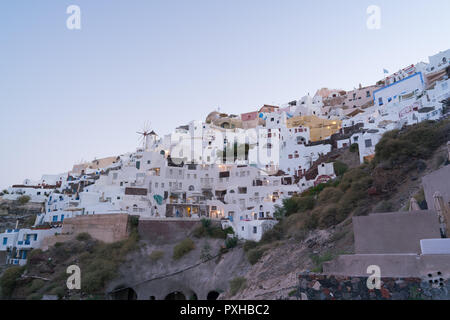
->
[0,48,449,290]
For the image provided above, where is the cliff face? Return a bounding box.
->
[107,237,251,300]
[0,200,42,230]
[227,227,354,300]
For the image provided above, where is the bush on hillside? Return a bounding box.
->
[349,143,359,153]
[173,238,195,260]
[76,232,92,241]
[246,248,265,265]
[333,160,348,176]
[17,195,31,205]
[243,240,258,252]
[375,120,450,165]
[229,277,246,296]
[225,237,238,249]
[0,266,25,298]
[281,196,315,216]
[193,219,228,239]
[149,250,164,262]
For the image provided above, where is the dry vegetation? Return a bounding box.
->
[0,217,140,300]
[243,119,450,265]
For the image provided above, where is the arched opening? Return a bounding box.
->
[221,122,230,129]
[110,286,138,300]
[207,291,220,300]
[189,293,198,300]
[165,291,186,300]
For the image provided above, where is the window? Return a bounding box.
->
[238,187,247,194]
[365,139,372,148]
[366,91,370,97]
[2,237,7,245]
[61,214,64,221]
[378,97,383,106]
[52,216,58,222]
[253,226,257,234]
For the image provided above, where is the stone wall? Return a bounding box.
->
[41,214,129,250]
[422,165,450,212]
[138,218,217,244]
[291,273,450,300]
[323,253,450,278]
[353,211,440,254]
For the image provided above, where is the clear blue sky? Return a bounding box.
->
[1,0,449,189]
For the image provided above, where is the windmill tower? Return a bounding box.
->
[136,122,156,151]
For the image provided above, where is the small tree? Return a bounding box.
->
[17,195,31,205]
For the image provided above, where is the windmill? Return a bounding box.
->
[136,121,155,151]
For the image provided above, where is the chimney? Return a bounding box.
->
[359,83,362,89]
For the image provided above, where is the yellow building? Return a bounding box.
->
[286,115,341,142]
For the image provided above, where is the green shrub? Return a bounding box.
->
[333,160,348,176]
[192,220,228,239]
[375,120,450,165]
[201,218,211,229]
[149,250,164,262]
[243,240,258,252]
[229,277,246,296]
[225,237,238,249]
[349,143,359,153]
[260,224,283,244]
[0,266,25,298]
[273,205,285,219]
[173,238,195,260]
[76,232,92,241]
[246,248,265,265]
[82,258,117,294]
[25,279,45,296]
[17,195,31,205]
[318,187,344,205]
[49,285,66,299]
[281,196,315,216]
